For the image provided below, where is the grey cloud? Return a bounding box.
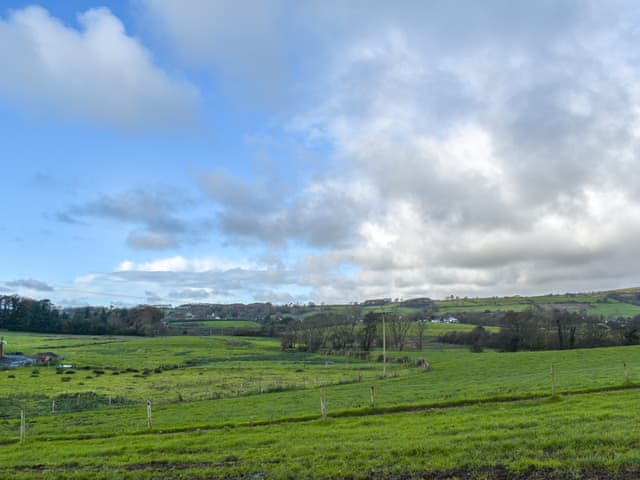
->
[61,188,210,250]
[217,192,364,248]
[204,167,368,248]
[489,57,635,206]
[127,231,179,250]
[145,291,164,303]
[7,278,54,292]
[197,169,283,211]
[78,190,189,233]
[451,247,600,272]
[168,288,211,300]
[55,212,86,225]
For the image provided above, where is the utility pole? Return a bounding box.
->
[382,315,387,378]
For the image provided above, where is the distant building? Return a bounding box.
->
[431,316,460,324]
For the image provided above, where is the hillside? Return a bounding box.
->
[162,288,640,327]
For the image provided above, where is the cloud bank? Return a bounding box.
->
[11,1,640,305]
[124,1,640,302]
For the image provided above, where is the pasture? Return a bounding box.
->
[2,330,640,478]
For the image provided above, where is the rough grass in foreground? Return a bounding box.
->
[3,391,640,479]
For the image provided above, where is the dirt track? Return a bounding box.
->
[365,465,640,480]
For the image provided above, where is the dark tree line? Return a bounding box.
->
[439,307,640,351]
[0,295,166,336]
[280,309,434,353]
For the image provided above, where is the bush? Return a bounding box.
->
[414,358,431,370]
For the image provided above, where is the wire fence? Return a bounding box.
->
[1,360,638,446]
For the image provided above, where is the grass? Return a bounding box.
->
[3,390,640,478]
[288,290,640,322]
[422,291,640,318]
[0,333,415,413]
[169,320,261,329]
[588,301,640,318]
[3,331,640,478]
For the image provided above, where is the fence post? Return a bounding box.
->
[146,400,152,429]
[625,363,630,383]
[320,388,326,420]
[370,385,375,407]
[550,364,556,398]
[20,409,25,444]
[51,400,55,415]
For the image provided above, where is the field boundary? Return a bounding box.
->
[11,382,640,445]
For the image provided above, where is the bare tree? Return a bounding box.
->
[416,318,428,351]
[388,313,412,351]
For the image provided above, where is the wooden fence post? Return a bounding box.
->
[320,388,326,420]
[550,364,556,398]
[146,400,152,429]
[625,363,630,383]
[20,409,25,444]
[370,385,375,407]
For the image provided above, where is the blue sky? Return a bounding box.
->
[3,1,640,306]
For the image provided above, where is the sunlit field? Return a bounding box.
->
[2,331,640,478]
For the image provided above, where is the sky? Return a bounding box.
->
[3,1,640,307]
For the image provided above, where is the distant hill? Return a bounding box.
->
[160,288,640,326]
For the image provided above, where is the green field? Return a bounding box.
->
[2,331,640,478]
[302,289,640,320]
[169,319,261,330]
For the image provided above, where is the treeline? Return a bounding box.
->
[440,307,640,351]
[280,311,432,353]
[0,296,166,336]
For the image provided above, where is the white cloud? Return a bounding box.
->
[282,8,640,299]
[0,6,199,129]
[116,256,252,273]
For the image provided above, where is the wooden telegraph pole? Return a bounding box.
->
[382,315,387,378]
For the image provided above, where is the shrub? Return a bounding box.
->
[414,358,431,370]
